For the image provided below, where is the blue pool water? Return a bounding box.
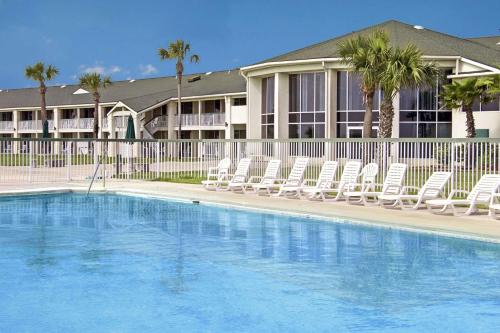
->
[0,194,499,332]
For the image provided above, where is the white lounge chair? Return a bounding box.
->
[220,158,252,191]
[427,174,500,216]
[279,161,338,199]
[488,187,500,219]
[344,163,407,205]
[257,157,307,196]
[201,157,231,190]
[301,160,361,201]
[231,159,281,194]
[379,171,451,209]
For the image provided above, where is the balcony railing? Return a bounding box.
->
[0,121,13,131]
[60,119,77,129]
[200,113,225,126]
[79,118,94,130]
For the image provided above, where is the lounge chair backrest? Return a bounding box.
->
[419,172,451,197]
[467,174,500,202]
[232,158,252,182]
[285,157,309,186]
[339,161,362,189]
[315,161,338,189]
[382,163,407,194]
[261,160,281,185]
[359,163,378,187]
[218,158,231,174]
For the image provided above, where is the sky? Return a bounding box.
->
[0,0,499,89]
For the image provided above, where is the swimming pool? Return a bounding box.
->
[0,193,499,332]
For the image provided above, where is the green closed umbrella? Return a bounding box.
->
[125,115,135,140]
[42,119,49,138]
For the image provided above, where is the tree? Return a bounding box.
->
[25,62,59,134]
[441,77,496,138]
[338,30,389,138]
[79,73,112,138]
[158,40,199,138]
[378,44,438,138]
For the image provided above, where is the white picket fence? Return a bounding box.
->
[0,138,498,195]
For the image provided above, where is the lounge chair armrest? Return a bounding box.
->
[402,185,419,194]
[447,189,469,199]
[247,176,262,183]
[302,179,317,186]
[382,184,402,194]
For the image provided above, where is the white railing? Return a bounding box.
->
[79,118,94,130]
[200,113,225,126]
[179,114,198,126]
[0,138,499,198]
[0,121,13,131]
[19,120,37,130]
[59,119,76,129]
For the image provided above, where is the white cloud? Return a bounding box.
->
[78,64,123,76]
[139,64,158,76]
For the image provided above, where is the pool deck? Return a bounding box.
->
[1,180,500,243]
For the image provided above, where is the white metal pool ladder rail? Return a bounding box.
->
[87,157,104,196]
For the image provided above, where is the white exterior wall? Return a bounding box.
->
[275,72,289,139]
[453,111,500,138]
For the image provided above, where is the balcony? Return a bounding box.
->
[0,121,13,131]
[18,120,54,131]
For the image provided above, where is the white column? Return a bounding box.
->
[109,114,116,157]
[34,110,39,137]
[247,77,262,139]
[275,73,289,139]
[133,113,140,155]
[167,101,176,140]
[392,92,400,138]
[97,105,103,139]
[326,69,337,139]
[13,110,19,152]
[53,108,61,152]
[224,96,231,139]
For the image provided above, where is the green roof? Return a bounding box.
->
[0,70,246,111]
[255,20,500,68]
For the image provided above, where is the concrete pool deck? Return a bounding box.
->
[1,180,500,243]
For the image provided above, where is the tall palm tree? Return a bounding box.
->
[79,73,112,138]
[441,77,496,138]
[338,30,389,138]
[158,40,200,138]
[25,62,59,135]
[378,44,438,138]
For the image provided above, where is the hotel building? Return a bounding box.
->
[0,20,499,142]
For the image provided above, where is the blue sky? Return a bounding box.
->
[1,0,499,88]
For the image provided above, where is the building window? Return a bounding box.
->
[204,100,222,113]
[470,95,500,112]
[336,71,380,138]
[399,69,453,138]
[0,112,13,121]
[80,108,94,118]
[62,109,76,119]
[181,102,193,114]
[233,97,247,106]
[261,76,275,139]
[289,72,326,138]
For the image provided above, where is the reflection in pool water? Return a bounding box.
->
[0,194,499,332]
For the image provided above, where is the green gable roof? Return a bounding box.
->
[255,20,500,68]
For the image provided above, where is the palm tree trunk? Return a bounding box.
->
[40,85,47,127]
[379,98,394,138]
[464,105,476,138]
[362,90,375,138]
[93,94,99,138]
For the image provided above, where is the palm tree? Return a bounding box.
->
[25,62,59,135]
[158,40,200,138]
[441,77,496,138]
[378,44,438,138]
[338,30,389,138]
[79,73,112,138]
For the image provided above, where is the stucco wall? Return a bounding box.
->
[453,111,500,138]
